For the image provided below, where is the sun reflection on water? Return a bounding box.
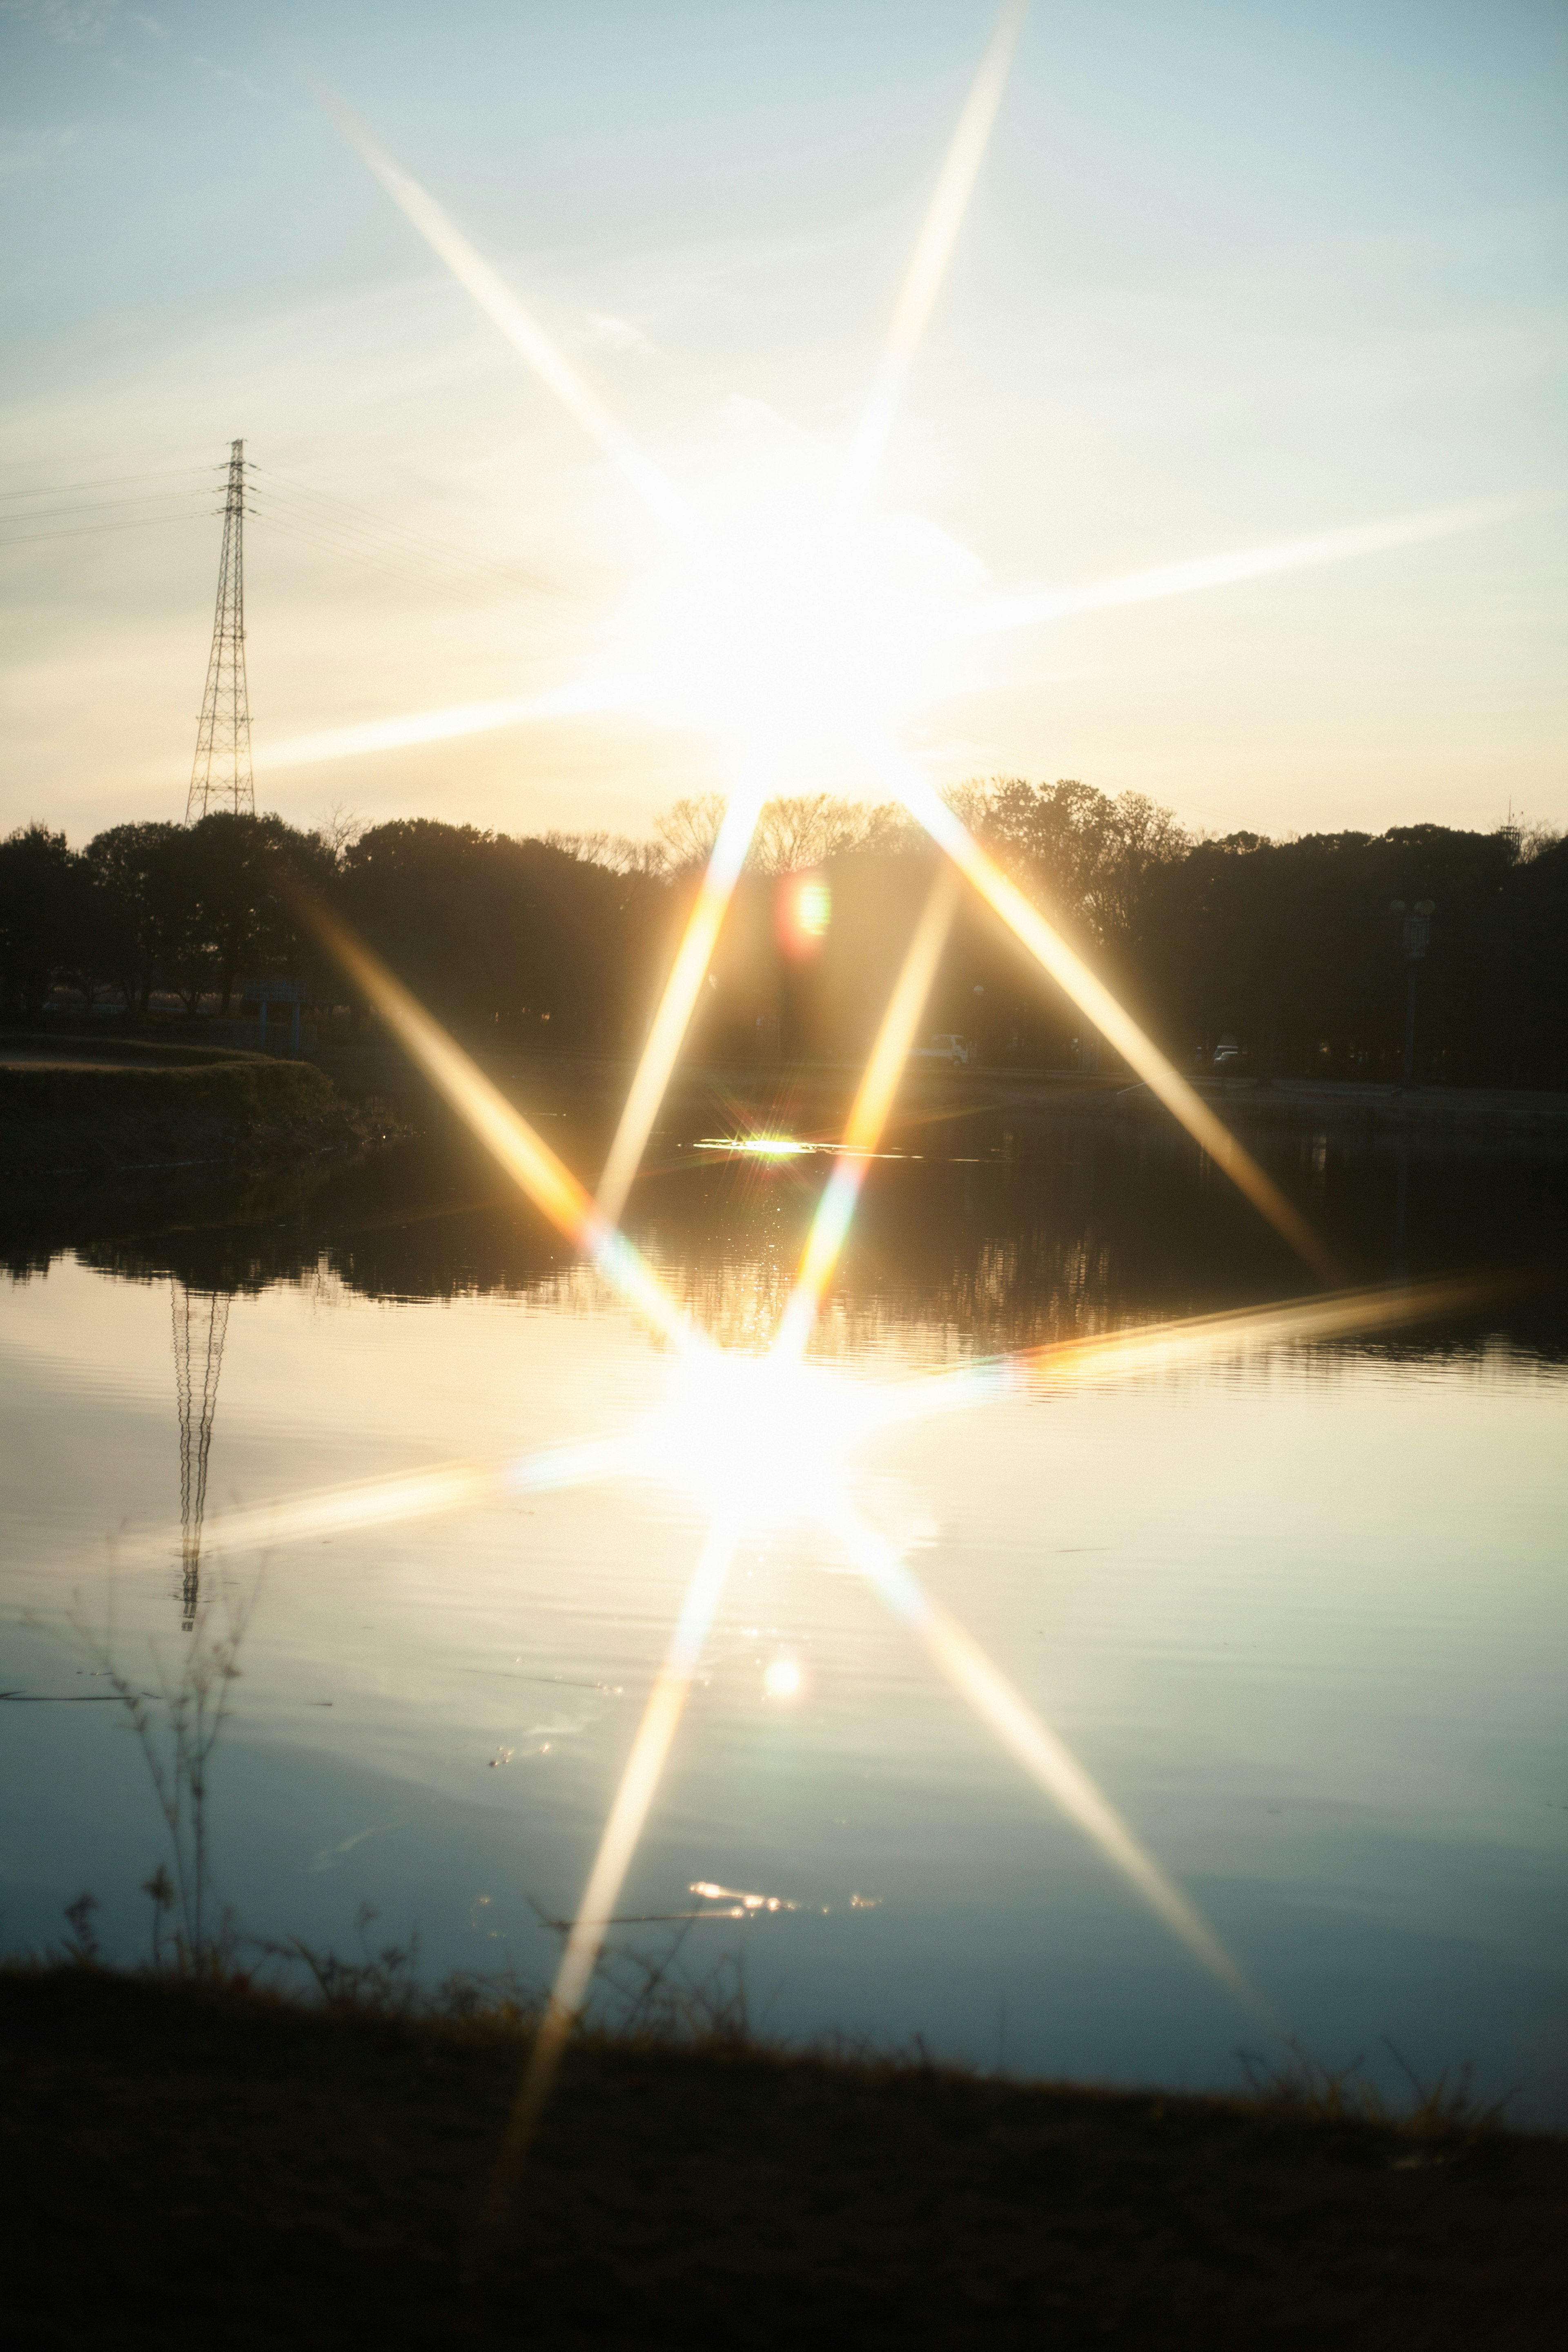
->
[655,1348,866,1525]
[693,1135,817,1159]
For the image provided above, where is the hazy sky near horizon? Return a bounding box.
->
[2,0,1564,848]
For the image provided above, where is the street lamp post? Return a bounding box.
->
[1389,899,1436,1085]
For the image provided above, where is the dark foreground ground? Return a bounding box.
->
[3,1971,1564,2349]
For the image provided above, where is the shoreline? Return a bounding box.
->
[2,1963,1562,2348]
[13,1025,1566,1154]
[310,1040,1568,1144]
[0,1032,373,1180]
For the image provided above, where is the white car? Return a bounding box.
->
[908,1032,971,1068]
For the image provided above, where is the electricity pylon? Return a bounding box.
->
[186,438,255,822]
[171,1281,231,1628]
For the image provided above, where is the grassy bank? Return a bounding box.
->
[0,1033,347,1178]
[2,1966,1563,2350]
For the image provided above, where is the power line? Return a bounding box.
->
[0,465,215,501]
[0,455,578,614]
[0,492,547,603]
[0,488,218,525]
[252,501,532,608]
[251,492,570,613]
[253,466,561,600]
[0,506,213,549]
[257,486,509,592]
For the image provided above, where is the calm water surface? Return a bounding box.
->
[3,1108,1566,2116]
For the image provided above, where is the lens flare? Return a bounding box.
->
[263,494,1525,782]
[260,673,650,772]
[837,0,1030,519]
[110,1273,1488,1588]
[306,900,695,1348]
[851,726,1342,1285]
[595,739,777,1226]
[318,0,1350,1305]
[957,497,1528,645]
[486,1511,742,2201]
[115,1441,640,1574]
[320,89,702,553]
[860,1272,1505,1436]
[777,866,961,1358]
[290,24,1530,2233]
[832,1508,1274,2025]
[781,871,832,951]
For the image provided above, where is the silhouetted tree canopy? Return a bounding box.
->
[3,786,1563,1086]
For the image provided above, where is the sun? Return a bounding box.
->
[642,499,976,740]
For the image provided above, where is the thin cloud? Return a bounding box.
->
[2,0,118,39]
[588,312,654,354]
[0,124,83,176]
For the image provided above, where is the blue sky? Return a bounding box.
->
[2,0,1563,842]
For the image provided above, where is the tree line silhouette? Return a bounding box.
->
[1,784,1563,1085]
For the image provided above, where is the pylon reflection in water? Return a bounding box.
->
[170,1281,231,1629]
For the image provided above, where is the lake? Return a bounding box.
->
[3,1100,1565,2120]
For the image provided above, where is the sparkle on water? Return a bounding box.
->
[762,1659,805,1704]
[694,1135,817,1159]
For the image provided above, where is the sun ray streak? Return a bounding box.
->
[318,93,703,553]
[851,726,1342,1284]
[482,1511,742,2206]
[305,902,694,1347]
[830,1507,1275,2025]
[103,1437,650,1580]
[857,1272,1505,1435]
[109,1274,1489,1590]
[776,866,961,1357]
[837,1,1029,519]
[595,739,779,1225]
[260,673,652,772]
[953,499,1526,644]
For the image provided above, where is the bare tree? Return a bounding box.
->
[653,791,925,877]
[543,829,668,877]
[858,800,926,858]
[1502,811,1564,865]
[750,794,872,875]
[315,801,363,861]
[654,794,730,869]
[942,780,995,837]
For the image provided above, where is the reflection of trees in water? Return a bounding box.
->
[2,1154,341,1289]
[377,1122,1568,1365]
[5,1118,1564,1363]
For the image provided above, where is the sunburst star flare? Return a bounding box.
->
[270,25,1525,2227]
[315,84,703,554]
[836,0,1031,521]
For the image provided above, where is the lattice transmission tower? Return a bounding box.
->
[186,437,255,822]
